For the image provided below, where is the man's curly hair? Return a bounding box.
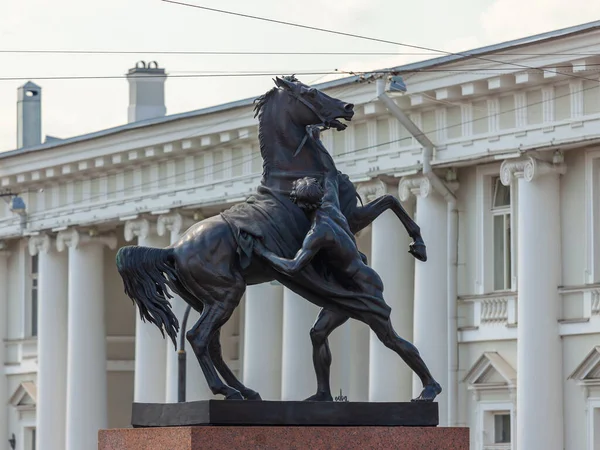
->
[290,177,324,212]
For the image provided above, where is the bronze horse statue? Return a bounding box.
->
[116,76,440,402]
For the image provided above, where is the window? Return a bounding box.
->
[480,405,514,450]
[30,254,38,337]
[589,401,600,450]
[494,413,511,444]
[492,176,512,291]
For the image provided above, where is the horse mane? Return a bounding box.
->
[253,75,300,119]
[253,87,278,119]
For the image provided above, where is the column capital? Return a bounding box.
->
[500,155,567,186]
[124,218,155,242]
[56,228,117,252]
[28,233,53,256]
[356,178,389,202]
[156,212,194,237]
[398,175,432,201]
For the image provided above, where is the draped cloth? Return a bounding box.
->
[220,183,391,322]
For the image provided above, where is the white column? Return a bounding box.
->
[243,282,284,400]
[28,235,68,450]
[124,218,169,403]
[501,156,565,450]
[281,288,319,400]
[0,245,10,448]
[400,176,448,425]
[360,180,415,402]
[57,229,115,450]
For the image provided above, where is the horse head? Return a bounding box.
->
[272,75,354,131]
[254,76,355,191]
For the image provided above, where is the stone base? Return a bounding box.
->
[99,426,470,450]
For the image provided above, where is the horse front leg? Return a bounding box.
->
[348,194,427,262]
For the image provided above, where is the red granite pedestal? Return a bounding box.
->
[99,425,470,450]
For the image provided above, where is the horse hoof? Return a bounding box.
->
[304,392,333,402]
[225,391,244,400]
[408,242,427,262]
[244,390,263,401]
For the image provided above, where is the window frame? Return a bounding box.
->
[585,149,600,283]
[30,253,38,337]
[587,397,600,450]
[22,250,39,339]
[491,176,512,291]
[477,401,515,450]
[475,163,518,295]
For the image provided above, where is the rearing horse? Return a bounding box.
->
[116,76,440,402]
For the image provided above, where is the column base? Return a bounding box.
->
[99,426,470,450]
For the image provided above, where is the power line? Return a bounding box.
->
[2,49,600,57]
[160,0,600,83]
[4,65,600,83]
[0,50,432,56]
[0,71,344,82]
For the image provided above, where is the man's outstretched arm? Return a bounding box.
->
[254,228,324,276]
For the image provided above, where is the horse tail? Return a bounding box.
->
[116,245,180,349]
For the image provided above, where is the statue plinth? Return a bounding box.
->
[98,401,469,449]
[130,400,438,427]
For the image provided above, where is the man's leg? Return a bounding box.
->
[305,308,349,401]
[363,312,441,401]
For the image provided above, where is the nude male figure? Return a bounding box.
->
[254,164,441,402]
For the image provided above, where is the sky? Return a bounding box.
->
[1,0,600,152]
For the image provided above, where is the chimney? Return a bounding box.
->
[17,81,42,148]
[126,61,167,123]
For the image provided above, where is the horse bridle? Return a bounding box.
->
[284,88,335,157]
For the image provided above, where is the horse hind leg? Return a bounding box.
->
[186,300,244,400]
[171,279,259,399]
[208,328,262,400]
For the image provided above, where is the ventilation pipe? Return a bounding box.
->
[376,77,459,427]
[126,61,167,123]
[17,81,42,149]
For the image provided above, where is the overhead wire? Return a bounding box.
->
[3,65,600,82]
[1,49,600,57]
[158,0,600,84]
[0,71,344,82]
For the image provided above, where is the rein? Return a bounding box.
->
[285,89,332,157]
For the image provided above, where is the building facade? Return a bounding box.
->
[2,22,600,450]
